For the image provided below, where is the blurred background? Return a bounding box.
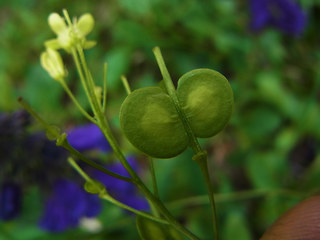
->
[0,0,320,239]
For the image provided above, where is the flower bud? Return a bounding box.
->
[40,48,66,80]
[45,11,96,51]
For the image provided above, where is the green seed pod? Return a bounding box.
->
[119,87,189,158]
[177,69,233,138]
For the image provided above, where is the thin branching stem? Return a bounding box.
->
[121,75,132,95]
[102,62,108,113]
[153,46,219,240]
[59,80,96,123]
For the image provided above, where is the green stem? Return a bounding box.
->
[77,46,102,114]
[69,44,200,240]
[62,9,72,26]
[71,48,96,112]
[64,11,98,118]
[135,182,200,240]
[149,157,161,220]
[148,157,162,219]
[59,80,96,123]
[73,44,138,184]
[18,98,133,183]
[100,194,169,225]
[149,157,159,199]
[18,97,50,129]
[18,97,60,139]
[74,46,134,180]
[61,140,133,183]
[121,75,132,95]
[79,98,198,239]
[69,157,168,225]
[153,46,219,239]
[152,47,201,153]
[194,153,219,240]
[64,10,101,118]
[71,48,136,184]
[94,116,200,239]
[68,157,92,182]
[167,189,305,210]
[102,62,108,113]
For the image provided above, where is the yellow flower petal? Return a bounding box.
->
[44,39,61,49]
[40,51,50,72]
[48,13,67,35]
[83,40,96,49]
[77,13,94,36]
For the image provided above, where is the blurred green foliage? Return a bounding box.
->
[1,0,320,239]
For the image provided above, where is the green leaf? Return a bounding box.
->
[299,157,320,190]
[255,72,302,120]
[223,211,251,240]
[136,215,184,240]
[22,64,63,117]
[119,0,152,15]
[0,72,16,110]
[103,47,131,91]
[241,107,282,142]
[246,151,288,189]
[113,20,156,48]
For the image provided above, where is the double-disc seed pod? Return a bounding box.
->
[120,69,234,158]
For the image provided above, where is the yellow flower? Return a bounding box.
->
[45,12,96,52]
[40,48,66,81]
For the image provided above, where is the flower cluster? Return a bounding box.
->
[40,11,95,81]
[45,12,96,51]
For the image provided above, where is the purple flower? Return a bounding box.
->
[249,0,307,35]
[39,179,102,232]
[0,111,31,164]
[67,123,111,152]
[24,133,68,186]
[92,156,150,211]
[0,182,22,221]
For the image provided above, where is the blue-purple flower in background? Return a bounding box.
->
[67,124,148,211]
[249,0,307,35]
[92,156,150,212]
[39,179,102,232]
[0,182,22,221]
[67,123,111,152]
[0,117,147,232]
[38,124,148,232]
[39,157,149,232]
